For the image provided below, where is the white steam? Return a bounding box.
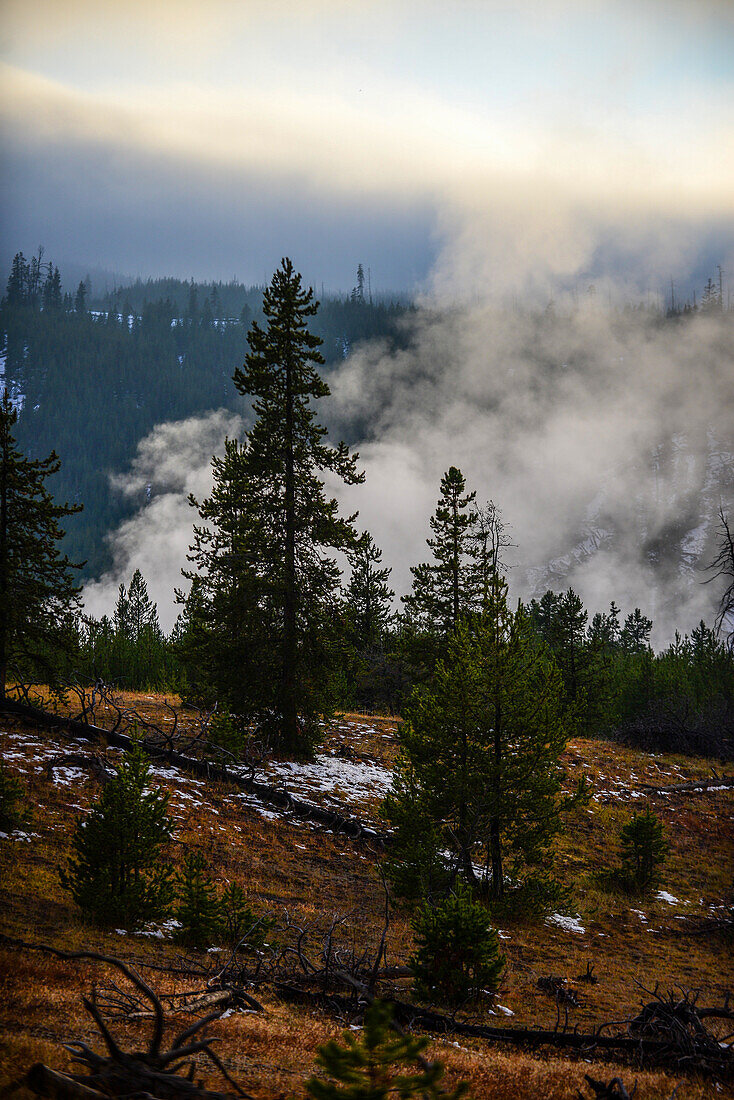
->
[82,281,733,648]
[327,301,733,645]
[82,410,244,631]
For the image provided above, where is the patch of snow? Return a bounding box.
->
[51,766,89,786]
[497,1003,515,1016]
[0,829,39,842]
[546,913,586,934]
[138,918,182,939]
[265,753,392,802]
[656,890,679,905]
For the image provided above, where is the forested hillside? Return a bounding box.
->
[0,252,410,577]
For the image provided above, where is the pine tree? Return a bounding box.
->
[385,576,589,901]
[620,608,653,653]
[127,568,159,639]
[42,266,62,312]
[0,761,25,829]
[345,533,394,650]
[306,1000,467,1100]
[184,259,363,755]
[5,253,28,306]
[529,588,589,705]
[219,881,273,949]
[0,390,83,697]
[74,280,87,314]
[410,885,505,1006]
[403,467,477,635]
[174,852,222,948]
[619,808,668,893]
[61,742,173,927]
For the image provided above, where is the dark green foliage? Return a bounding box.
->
[403,467,477,637]
[524,588,733,756]
[79,569,176,691]
[206,708,249,763]
[0,389,83,697]
[619,808,668,893]
[61,742,173,927]
[346,533,394,650]
[174,852,222,948]
[385,577,588,903]
[410,886,505,1007]
[602,621,734,758]
[528,588,589,705]
[620,608,653,653]
[184,259,363,755]
[220,881,274,949]
[0,761,25,829]
[305,999,468,1099]
[343,533,396,712]
[1,253,409,580]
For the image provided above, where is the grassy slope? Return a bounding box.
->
[0,692,732,1099]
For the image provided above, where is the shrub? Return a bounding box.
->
[494,872,570,922]
[410,885,505,1007]
[305,999,468,1099]
[0,762,25,829]
[619,808,668,893]
[220,881,274,950]
[60,742,173,927]
[174,852,222,948]
[206,708,248,762]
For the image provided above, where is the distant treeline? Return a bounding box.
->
[0,251,411,577]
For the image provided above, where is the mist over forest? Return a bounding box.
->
[1,249,731,648]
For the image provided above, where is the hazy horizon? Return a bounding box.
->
[2,0,733,299]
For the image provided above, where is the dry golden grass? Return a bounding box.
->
[1,692,732,1098]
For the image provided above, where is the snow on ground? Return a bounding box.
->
[546,913,586,934]
[656,890,680,905]
[0,729,91,774]
[261,750,392,804]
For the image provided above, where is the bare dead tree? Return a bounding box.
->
[0,946,251,1100]
[706,504,734,644]
[577,1076,637,1100]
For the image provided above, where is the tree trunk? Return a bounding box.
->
[282,343,298,750]
[489,814,503,900]
[491,700,503,899]
[0,427,8,703]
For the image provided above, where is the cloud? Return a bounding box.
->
[325,301,734,645]
[83,296,734,649]
[82,410,244,631]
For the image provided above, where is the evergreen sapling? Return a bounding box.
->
[410,886,505,1007]
[61,742,173,927]
[306,999,468,1099]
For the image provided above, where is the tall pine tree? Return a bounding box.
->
[0,390,82,697]
[184,259,363,755]
[386,576,588,902]
[345,532,394,650]
[403,467,477,634]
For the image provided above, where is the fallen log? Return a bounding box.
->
[636,776,734,795]
[1,698,390,847]
[273,981,670,1054]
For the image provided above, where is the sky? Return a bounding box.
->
[1,0,733,295]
